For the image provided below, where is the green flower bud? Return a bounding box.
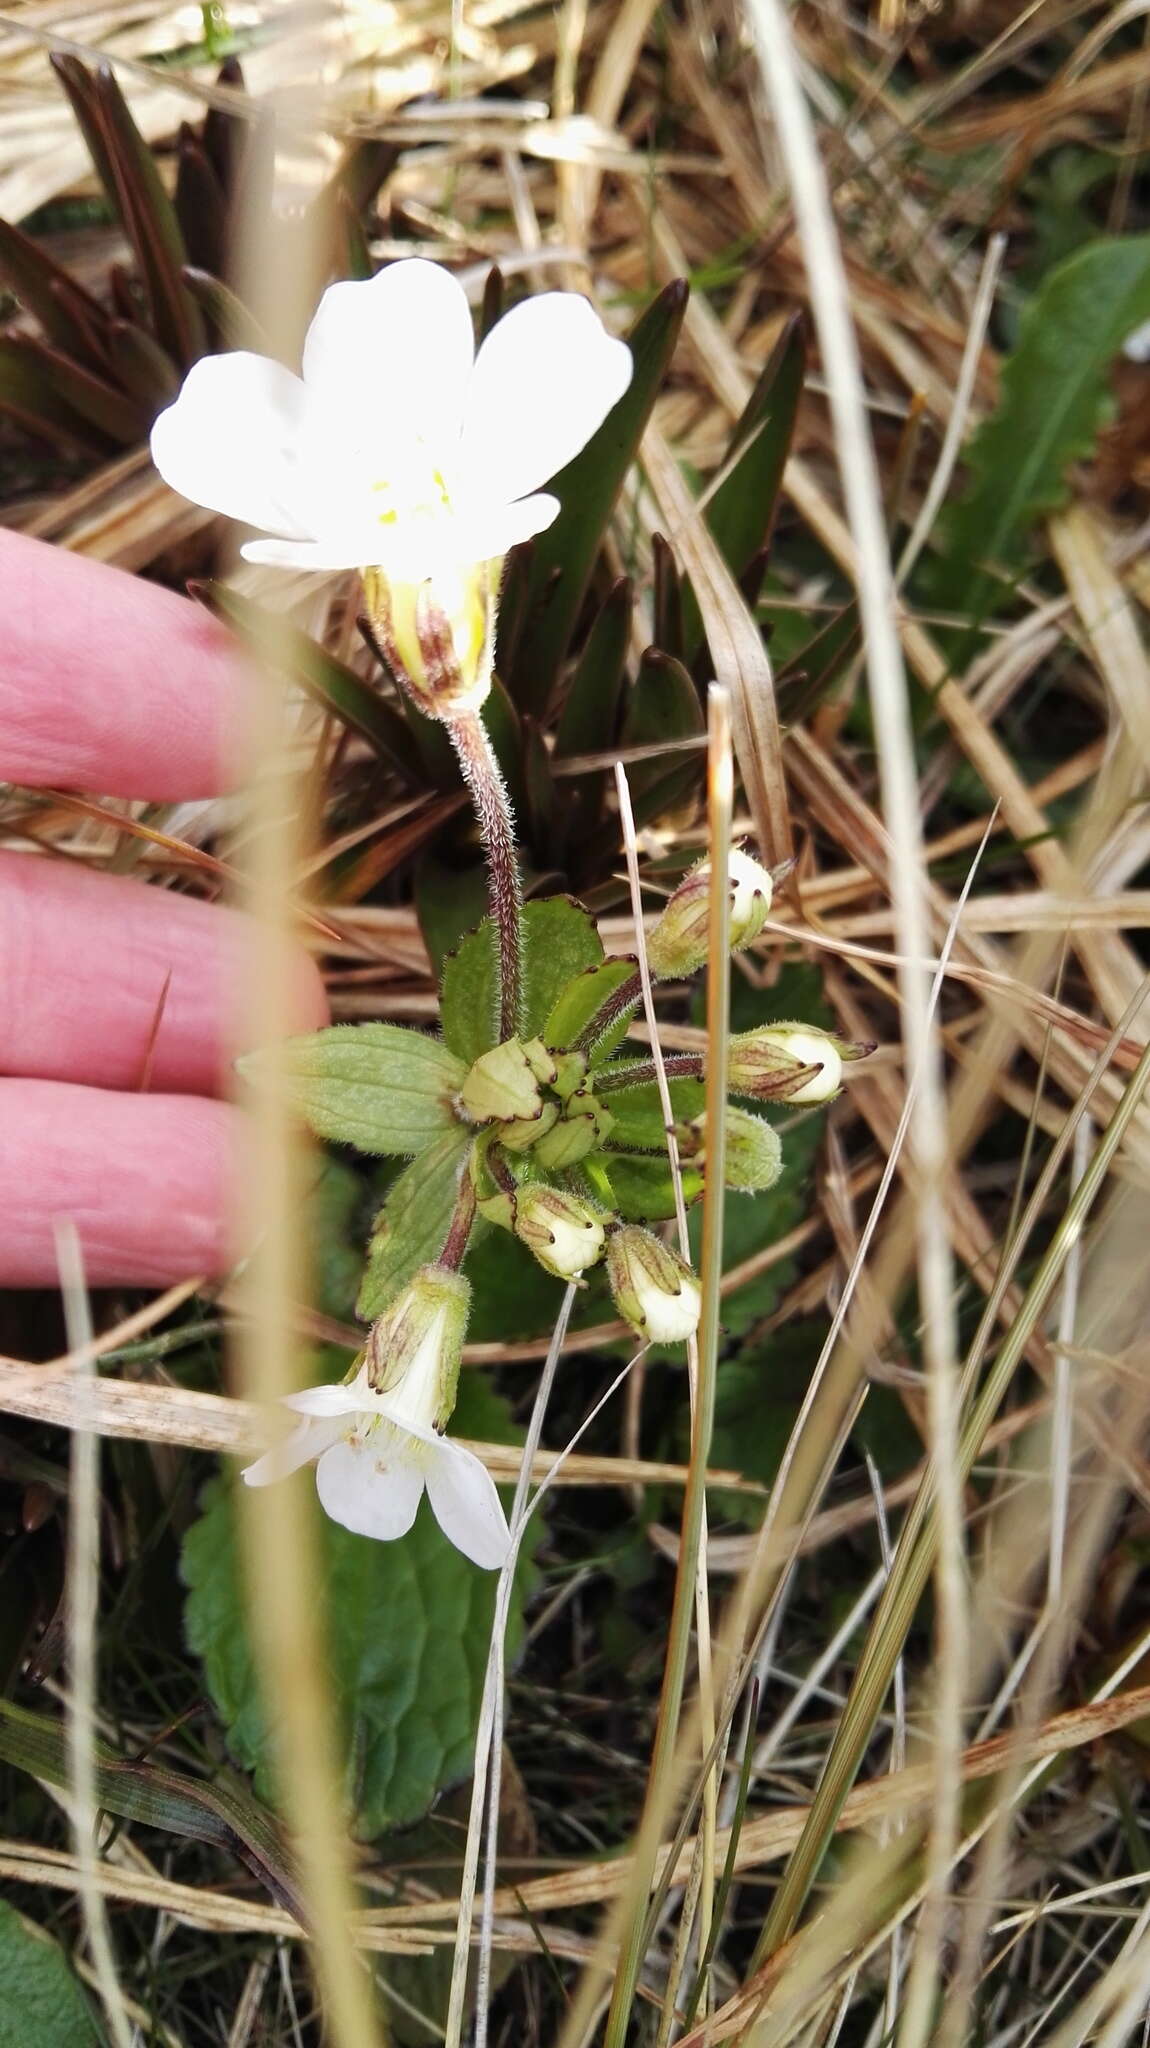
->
[496,1100,560,1152]
[461,1038,542,1123]
[727,1025,844,1105]
[606,1225,701,1343]
[513,1185,609,1279]
[363,1264,471,1429]
[646,847,773,980]
[686,1107,783,1191]
[362,561,494,718]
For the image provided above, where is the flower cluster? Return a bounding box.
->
[156,257,871,1567]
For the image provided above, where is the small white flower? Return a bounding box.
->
[512,1183,607,1279]
[646,846,774,979]
[606,1225,702,1344]
[762,1029,842,1104]
[242,1275,509,1570]
[150,257,631,584]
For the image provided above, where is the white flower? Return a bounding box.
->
[727,1025,844,1105]
[646,846,774,979]
[758,1029,842,1104]
[149,259,632,705]
[512,1183,607,1279]
[606,1225,702,1344]
[242,1272,509,1570]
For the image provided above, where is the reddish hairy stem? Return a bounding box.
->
[444,707,523,1043]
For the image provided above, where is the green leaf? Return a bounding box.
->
[0,336,112,452]
[597,1150,703,1222]
[930,235,1150,630]
[440,897,604,1065]
[182,1375,538,1838]
[0,1904,97,2048]
[595,1074,705,1149]
[544,956,638,1052]
[682,314,805,661]
[193,582,420,775]
[553,577,631,864]
[0,217,112,371]
[506,280,689,715]
[240,1023,466,1156]
[0,1696,302,1917]
[357,1124,472,1320]
[415,857,491,981]
[620,648,705,826]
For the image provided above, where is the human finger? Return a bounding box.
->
[0,1080,237,1287]
[0,529,242,800]
[0,852,328,1096]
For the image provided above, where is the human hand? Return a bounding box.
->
[0,529,328,1286]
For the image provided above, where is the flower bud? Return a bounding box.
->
[727,1026,843,1105]
[362,562,493,717]
[646,847,773,980]
[364,1264,470,1430]
[685,1107,783,1192]
[606,1226,701,1343]
[513,1185,608,1279]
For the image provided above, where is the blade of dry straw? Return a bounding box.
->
[741,0,960,1996]
[57,1224,133,2048]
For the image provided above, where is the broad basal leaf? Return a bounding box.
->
[182,1376,538,1838]
[0,1905,97,2048]
[240,1023,466,1156]
[440,897,604,1066]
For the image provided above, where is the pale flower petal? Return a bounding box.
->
[315,1436,424,1541]
[242,1415,343,1487]
[284,1383,367,1416]
[240,535,366,571]
[459,292,632,506]
[150,352,314,538]
[424,1440,511,1570]
[302,259,475,457]
[460,492,560,561]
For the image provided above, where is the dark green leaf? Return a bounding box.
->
[416,858,491,982]
[620,647,705,826]
[553,576,630,860]
[0,1903,97,2047]
[507,280,689,714]
[0,1697,302,1918]
[105,318,180,410]
[930,235,1150,636]
[240,1023,467,1156]
[181,267,269,350]
[192,582,420,775]
[440,897,604,1065]
[182,1374,538,1837]
[652,532,684,659]
[0,217,111,371]
[682,314,805,660]
[597,1151,703,1221]
[0,337,108,451]
[14,331,148,443]
[93,63,206,367]
[597,1074,705,1149]
[357,1124,472,1320]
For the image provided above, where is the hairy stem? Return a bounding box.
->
[439,1175,478,1273]
[572,969,642,1054]
[596,1052,705,1093]
[445,708,523,1042]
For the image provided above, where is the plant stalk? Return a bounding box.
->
[444,707,523,1043]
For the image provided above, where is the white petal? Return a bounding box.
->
[459,293,632,505]
[242,1415,342,1487]
[424,1441,511,1570]
[314,1436,424,1542]
[302,259,475,457]
[460,492,560,560]
[284,1383,365,1416]
[150,352,314,538]
[240,536,364,572]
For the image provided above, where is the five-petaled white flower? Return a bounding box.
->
[150,258,632,708]
[242,1266,510,1570]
